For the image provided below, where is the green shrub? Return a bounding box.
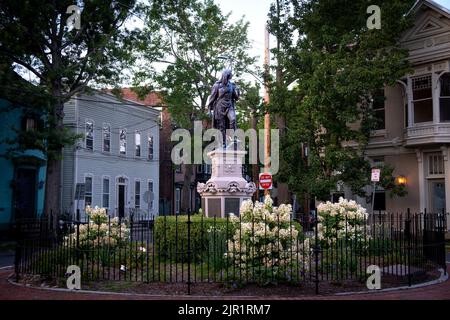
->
[153,214,236,263]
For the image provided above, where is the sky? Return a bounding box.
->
[216,0,450,72]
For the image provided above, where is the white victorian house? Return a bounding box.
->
[61,90,160,219]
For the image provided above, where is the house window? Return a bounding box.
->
[148,181,154,209]
[412,75,433,123]
[372,89,385,130]
[175,188,181,214]
[102,178,110,208]
[135,180,140,209]
[103,124,110,152]
[25,118,37,131]
[135,131,141,157]
[85,120,94,150]
[428,154,444,176]
[148,135,154,160]
[85,176,93,206]
[440,73,450,122]
[119,129,127,155]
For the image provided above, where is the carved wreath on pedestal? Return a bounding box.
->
[197,181,256,195]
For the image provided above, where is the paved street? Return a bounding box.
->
[0,264,448,300]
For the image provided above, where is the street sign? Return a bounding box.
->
[74,183,85,200]
[371,169,381,182]
[259,173,273,190]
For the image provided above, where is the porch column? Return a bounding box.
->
[432,72,440,124]
[415,149,425,212]
[441,146,450,231]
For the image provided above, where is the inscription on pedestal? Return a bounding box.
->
[207,198,221,217]
[225,198,240,216]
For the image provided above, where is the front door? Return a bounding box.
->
[118,185,125,218]
[429,179,446,213]
[14,168,37,219]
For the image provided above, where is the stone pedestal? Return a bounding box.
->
[197,149,256,218]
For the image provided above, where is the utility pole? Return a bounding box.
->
[274,0,290,204]
[263,24,271,197]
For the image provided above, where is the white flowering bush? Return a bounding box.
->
[317,197,369,245]
[68,206,130,249]
[227,196,311,284]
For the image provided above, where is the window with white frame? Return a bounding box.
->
[135,180,140,209]
[85,120,94,150]
[119,129,127,155]
[135,131,141,157]
[148,180,154,209]
[148,134,154,160]
[175,188,181,214]
[372,89,385,130]
[85,176,93,206]
[103,123,111,152]
[412,75,433,123]
[428,153,444,176]
[440,73,450,122]
[102,177,110,208]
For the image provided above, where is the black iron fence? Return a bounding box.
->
[13,209,448,295]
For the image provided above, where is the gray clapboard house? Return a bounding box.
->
[62,91,160,219]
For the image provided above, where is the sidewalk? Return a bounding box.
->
[0,265,449,300]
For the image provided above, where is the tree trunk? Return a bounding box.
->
[43,97,64,230]
[181,163,193,213]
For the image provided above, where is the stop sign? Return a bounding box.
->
[259,173,272,189]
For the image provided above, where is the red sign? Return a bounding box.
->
[259,173,272,189]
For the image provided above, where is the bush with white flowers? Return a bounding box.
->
[317,197,369,245]
[227,195,311,283]
[68,206,130,249]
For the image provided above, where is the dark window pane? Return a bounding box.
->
[413,87,432,100]
[440,73,450,97]
[374,109,385,130]
[414,99,433,123]
[405,103,408,127]
[440,98,450,122]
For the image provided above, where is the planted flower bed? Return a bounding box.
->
[13,197,447,295]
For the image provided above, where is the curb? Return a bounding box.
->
[0,265,13,270]
[335,268,448,296]
[3,265,449,300]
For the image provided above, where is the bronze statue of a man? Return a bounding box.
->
[206,69,240,148]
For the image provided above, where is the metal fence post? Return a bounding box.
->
[406,208,412,287]
[14,219,21,283]
[187,208,192,295]
[76,209,80,267]
[314,210,320,295]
